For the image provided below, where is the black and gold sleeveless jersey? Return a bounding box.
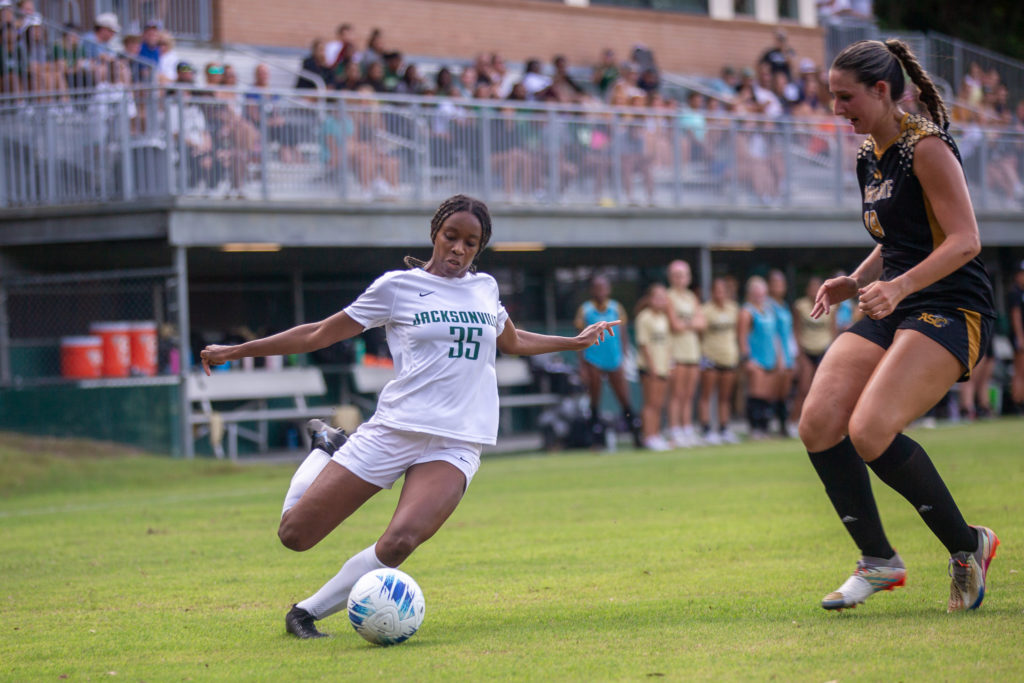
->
[856,113,994,317]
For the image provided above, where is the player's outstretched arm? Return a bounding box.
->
[200,310,365,375]
[497,318,620,356]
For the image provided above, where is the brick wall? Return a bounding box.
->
[216,0,825,77]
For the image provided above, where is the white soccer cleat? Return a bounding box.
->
[948,525,999,612]
[720,428,741,444]
[822,553,907,611]
[644,434,672,452]
[670,427,690,448]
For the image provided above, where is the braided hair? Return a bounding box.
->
[404,194,493,272]
[832,39,949,130]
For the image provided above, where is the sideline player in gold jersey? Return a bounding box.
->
[799,40,999,613]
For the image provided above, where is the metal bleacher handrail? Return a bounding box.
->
[1,85,1023,213]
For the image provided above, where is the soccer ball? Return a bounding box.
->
[347,568,426,645]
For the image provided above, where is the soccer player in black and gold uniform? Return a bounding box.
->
[798,39,999,613]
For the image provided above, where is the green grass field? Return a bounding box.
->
[1,421,1022,681]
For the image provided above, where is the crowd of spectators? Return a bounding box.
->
[3,10,1024,205]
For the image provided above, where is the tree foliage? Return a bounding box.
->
[874,0,1024,62]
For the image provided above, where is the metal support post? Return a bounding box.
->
[175,246,193,458]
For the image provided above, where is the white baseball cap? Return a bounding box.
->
[95,12,121,33]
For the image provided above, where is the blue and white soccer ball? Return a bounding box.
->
[347,568,426,645]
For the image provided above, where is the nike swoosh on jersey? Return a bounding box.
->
[418,291,435,297]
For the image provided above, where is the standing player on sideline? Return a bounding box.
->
[666,260,706,447]
[800,40,999,612]
[574,274,643,448]
[199,195,619,638]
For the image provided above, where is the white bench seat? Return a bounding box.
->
[186,367,332,459]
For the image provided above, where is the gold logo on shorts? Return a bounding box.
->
[917,312,950,328]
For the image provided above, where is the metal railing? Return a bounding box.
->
[1,86,1023,212]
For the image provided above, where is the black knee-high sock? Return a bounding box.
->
[808,437,894,559]
[774,400,789,433]
[867,434,977,555]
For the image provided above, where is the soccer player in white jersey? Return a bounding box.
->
[199,195,619,638]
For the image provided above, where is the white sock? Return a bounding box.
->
[297,544,388,620]
[281,448,332,516]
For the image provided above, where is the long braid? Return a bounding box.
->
[404,194,493,272]
[885,39,949,130]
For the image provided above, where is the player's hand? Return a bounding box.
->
[199,344,235,376]
[858,279,908,320]
[576,320,620,349]
[810,276,858,319]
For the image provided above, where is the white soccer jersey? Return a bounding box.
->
[344,268,509,444]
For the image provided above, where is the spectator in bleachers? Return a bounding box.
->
[138,19,160,67]
[322,85,399,196]
[471,52,492,84]
[592,47,618,100]
[335,59,361,91]
[361,60,386,92]
[203,60,223,87]
[82,12,120,65]
[0,18,24,94]
[323,23,351,69]
[609,84,654,204]
[245,63,299,164]
[520,58,550,99]
[297,38,335,90]
[434,66,458,97]
[381,51,402,92]
[14,0,37,26]
[456,64,477,98]
[636,66,659,96]
[959,61,984,108]
[91,57,138,135]
[753,62,783,117]
[488,52,515,98]
[358,27,385,68]
[490,103,535,195]
[771,69,801,115]
[120,33,147,82]
[395,63,427,95]
[168,62,216,190]
[20,13,64,95]
[53,25,87,88]
[678,91,709,164]
[210,99,258,198]
[0,1,13,25]
[155,31,179,85]
[760,29,795,81]
[549,54,585,102]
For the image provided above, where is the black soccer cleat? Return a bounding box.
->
[305,418,348,454]
[285,604,328,639]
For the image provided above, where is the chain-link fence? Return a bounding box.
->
[1,267,181,385]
